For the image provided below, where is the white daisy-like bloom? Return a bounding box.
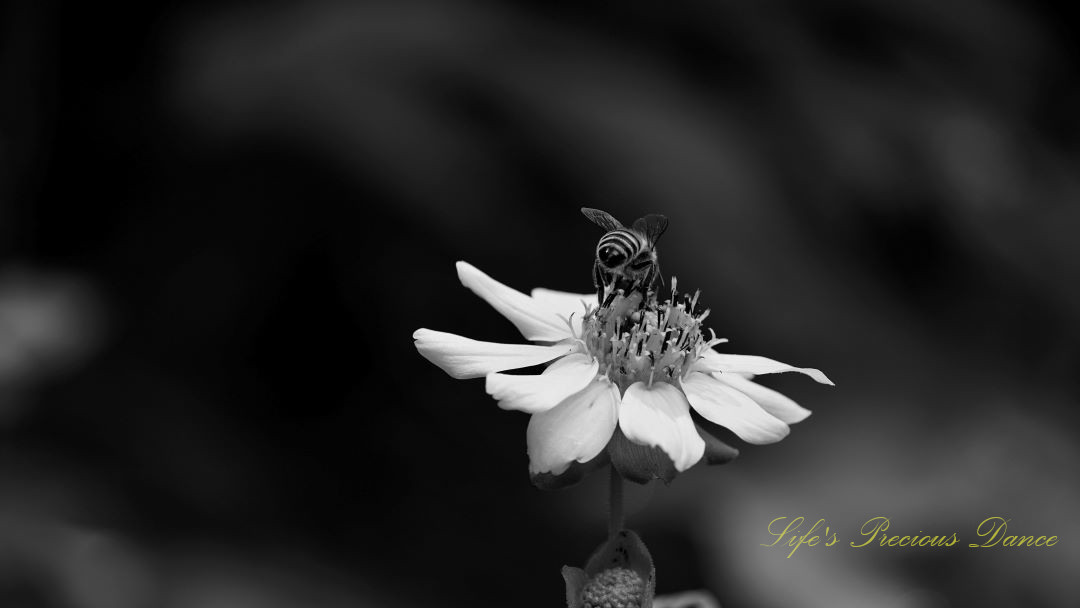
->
[413,262,832,484]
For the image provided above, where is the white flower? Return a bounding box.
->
[413,262,832,483]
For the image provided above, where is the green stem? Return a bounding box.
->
[609,464,624,539]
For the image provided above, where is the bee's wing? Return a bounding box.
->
[581,208,624,231]
[632,214,669,244]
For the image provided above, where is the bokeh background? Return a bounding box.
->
[3,1,1079,606]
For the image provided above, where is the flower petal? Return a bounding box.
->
[714,373,811,424]
[681,372,790,444]
[531,451,609,490]
[562,567,588,608]
[529,288,595,316]
[695,424,740,465]
[456,262,574,342]
[530,288,595,337]
[608,427,678,484]
[485,354,599,413]
[413,328,577,379]
[618,382,705,473]
[527,379,619,475]
[698,349,834,385]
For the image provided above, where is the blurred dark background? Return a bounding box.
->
[2,1,1079,606]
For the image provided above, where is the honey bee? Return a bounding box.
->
[581,207,669,306]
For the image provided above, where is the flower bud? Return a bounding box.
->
[563,530,655,608]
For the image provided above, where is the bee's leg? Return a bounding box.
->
[645,265,664,302]
[632,268,654,303]
[607,276,637,310]
[602,286,619,309]
[593,261,605,305]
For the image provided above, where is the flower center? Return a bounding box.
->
[581,567,645,608]
[582,278,717,393]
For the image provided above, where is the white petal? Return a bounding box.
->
[456,262,573,342]
[681,372,790,444]
[715,373,811,424]
[527,379,619,475]
[618,382,705,472]
[698,349,833,385]
[485,354,599,413]
[530,288,596,337]
[413,328,577,379]
[529,288,595,314]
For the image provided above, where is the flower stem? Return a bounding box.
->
[608,464,624,538]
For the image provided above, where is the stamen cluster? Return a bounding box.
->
[582,279,718,393]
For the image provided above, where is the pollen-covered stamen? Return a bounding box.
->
[583,279,713,393]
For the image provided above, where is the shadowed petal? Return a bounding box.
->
[618,382,705,472]
[562,566,588,608]
[715,373,811,424]
[486,354,599,413]
[531,451,609,490]
[681,372,790,444]
[457,261,574,342]
[695,423,740,464]
[698,350,834,385]
[413,328,577,379]
[608,427,678,484]
[527,379,619,475]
